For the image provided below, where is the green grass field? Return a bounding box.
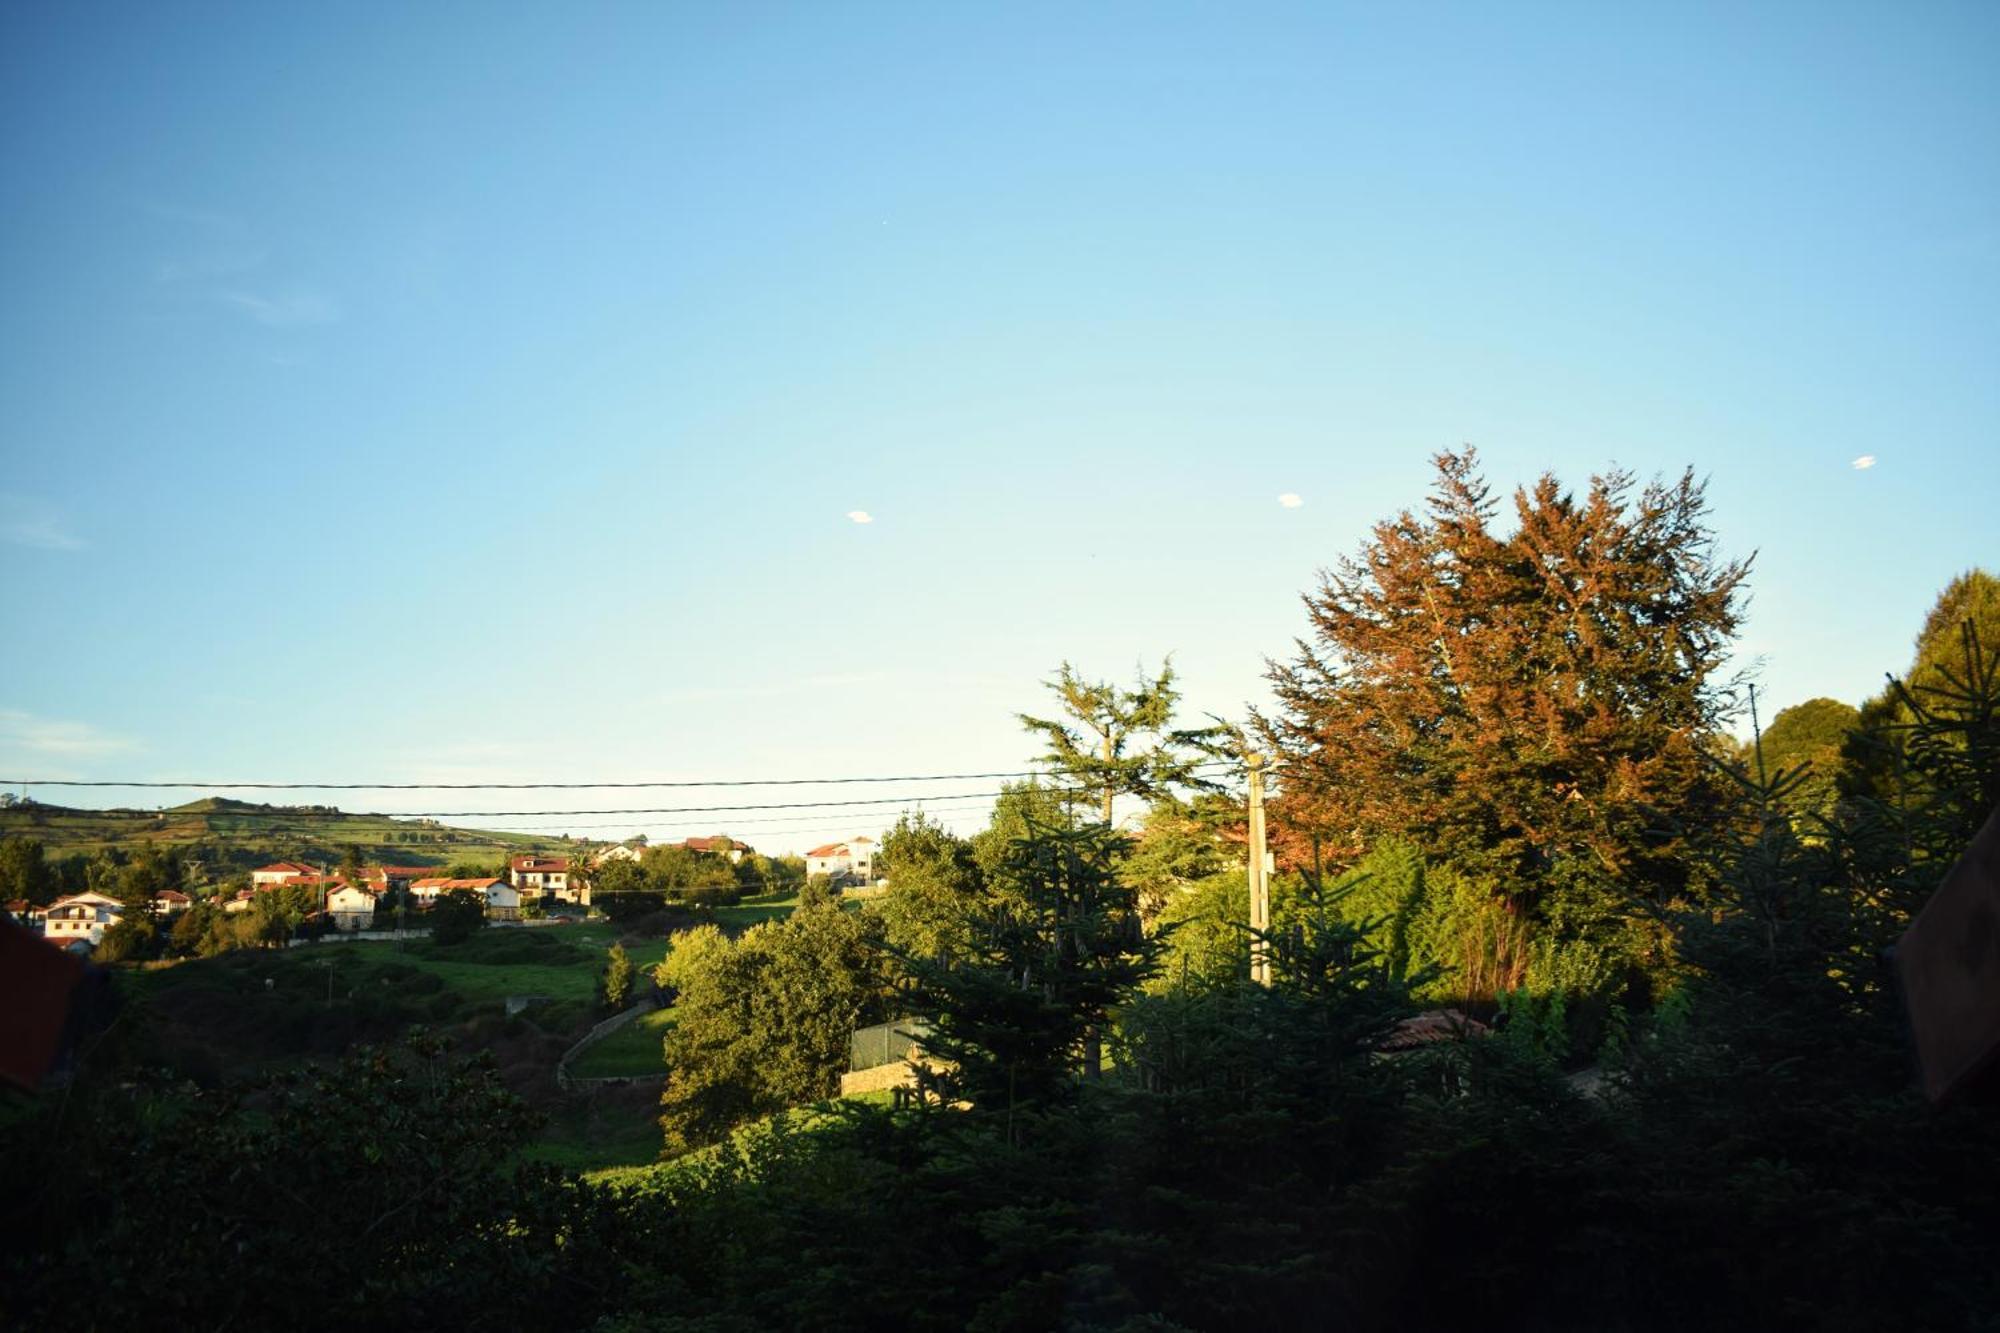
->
[568,1006,677,1079]
[106,895,830,1176]
[524,1089,665,1174]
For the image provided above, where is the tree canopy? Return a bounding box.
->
[1259,449,1749,902]
[1019,659,1228,823]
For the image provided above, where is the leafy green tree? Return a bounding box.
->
[591,855,650,907]
[798,874,838,910]
[640,843,737,895]
[95,915,157,962]
[654,921,731,996]
[1757,695,1859,821]
[659,901,890,1153]
[877,810,984,962]
[1019,659,1228,824]
[1121,793,1237,920]
[3,1038,572,1330]
[169,903,213,956]
[430,888,487,945]
[970,779,1076,884]
[601,942,635,1011]
[1844,568,2000,805]
[0,838,57,905]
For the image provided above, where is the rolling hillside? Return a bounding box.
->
[0,795,570,870]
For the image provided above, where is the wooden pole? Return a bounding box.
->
[1247,753,1271,986]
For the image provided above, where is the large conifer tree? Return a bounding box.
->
[1257,449,1749,909]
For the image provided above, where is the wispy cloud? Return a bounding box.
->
[0,495,84,550]
[146,202,340,330]
[0,709,137,761]
[1277,492,1304,509]
[846,510,874,524]
[217,287,340,328]
[1851,455,1877,471]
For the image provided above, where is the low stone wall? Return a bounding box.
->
[557,998,658,1091]
[839,1060,918,1098]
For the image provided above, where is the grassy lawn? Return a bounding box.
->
[318,929,603,1004]
[568,1006,676,1080]
[584,1091,899,1189]
[523,1089,664,1174]
[712,889,801,932]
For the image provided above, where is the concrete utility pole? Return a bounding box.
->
[1247,753,1271,987]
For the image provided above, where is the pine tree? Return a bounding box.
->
[1019,659,1229,824]
[903,821,1153,1134]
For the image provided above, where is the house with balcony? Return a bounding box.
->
[42,892,125,947]
[510,855,582,905]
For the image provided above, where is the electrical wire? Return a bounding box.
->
[1,761,1239,792]
[1,768,1060,791]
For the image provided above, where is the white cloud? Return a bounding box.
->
[1277,493,1304,509]
[0,495,84,550]
[217,287,340,328]
[1851,455,1877,471]
[0,709,137,760]
[846,510,874,524]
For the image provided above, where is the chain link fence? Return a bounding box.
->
[849,1018,930,1072]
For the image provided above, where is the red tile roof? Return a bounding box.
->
[805,842,849,859]
[510,856,568,873]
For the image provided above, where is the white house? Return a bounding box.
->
[509,856,579,903]
[592,843,646,866]
[483,880,521,920]
[804,837,877,884]
[325,882,381,932]
[42,892,125,946]
[152,889,192,916]
[7,899,47,927]
[411,877,519,919]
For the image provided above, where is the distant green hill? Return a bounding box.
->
[0,795,573,871]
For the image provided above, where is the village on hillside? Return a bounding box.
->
[7,834,883,953]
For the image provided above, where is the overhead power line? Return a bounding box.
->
[2,768,1063,791]
[1,761,1240,792]
[0,790,1028,821]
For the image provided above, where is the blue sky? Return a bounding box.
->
[2,2,1995,851]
